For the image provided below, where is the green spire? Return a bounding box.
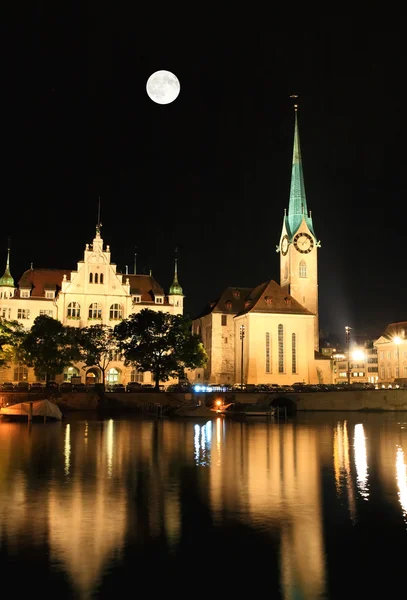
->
[0,245,14,288]
[169,257,183,295]
[286,106,315,239]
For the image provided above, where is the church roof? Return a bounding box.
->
[194,287,252,318]
[285,108,315,240]
[126,274,165,302]
[235,280,313,316]
[17,269,71,297]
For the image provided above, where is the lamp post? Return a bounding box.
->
[394,336,401,384]
[240,324,245,389]
[345,326,351,384]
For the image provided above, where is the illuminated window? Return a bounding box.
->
[292,333,297,373]
[155,296,163,304]
[221,315,227,326]
[109,304,123,320]
[299,260,307,278]
[133,296,141,303]
[232,289,240,298]
[67,302,81,318]
[89,273,93,283]
[20,290,30,298]
[94,273,99,284]
[14,364,28,381]
[265,332,271,373]
[17,308,30,320]
[278,324,284,373]
[40,309,53,317]
[225,301,232,310]
[88,303,102,319]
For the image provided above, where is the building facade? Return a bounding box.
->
[192,105,331,386]
[0,225,184,386]
[374,322,407,387]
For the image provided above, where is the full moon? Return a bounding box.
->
[146,70,180,105]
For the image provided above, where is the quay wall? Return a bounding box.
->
[3,390,407,413]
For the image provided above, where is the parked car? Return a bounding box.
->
[1,382,14,391]
[30,382,45,391]
[59,382,73,392]
[72,383,86,392]
[15,381,30,392]
[111,384,125,393]
[126,382,142,392]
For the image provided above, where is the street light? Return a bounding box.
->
[240,324,245,389]
[394,336,401,383]
[345,326,352,384]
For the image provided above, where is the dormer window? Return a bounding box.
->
[133,296,141,304]
[155,296,164,304]
[225,301,232,310]
[45,291,55,299]
[20,290,30,298]
[284,297,292,306]
[232,289,240,298]
[265,296,273,305]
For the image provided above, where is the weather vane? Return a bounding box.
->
[290,94,299,111]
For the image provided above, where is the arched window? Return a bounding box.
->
[107,367,121,384]
[89,273,93,283]
[100,273,104,284]
[67,302,81,318]
[64,366,79,381]
[292,333,297,374]
[278,324,284,373]
[109,303,123,320]
[299,260,307,278]
[14,364,28,381]
[88,303,102,319]
[131,368,144,383]
[94,273,99,284]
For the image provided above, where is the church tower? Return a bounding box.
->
[278,102,320,351]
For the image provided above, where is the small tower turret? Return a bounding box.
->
[168,250,184,313]
[0,242,15,299]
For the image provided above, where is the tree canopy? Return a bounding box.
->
[78,324,120,387]
[114,309,207,389]
[19,315,81,383]
[0,318,26,369]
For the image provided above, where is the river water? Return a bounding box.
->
[0,411,406,599]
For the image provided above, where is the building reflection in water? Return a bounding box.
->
[396,446,407,522]
[333,421,356,522]
[4,414,407,597]
[354,423,369,500]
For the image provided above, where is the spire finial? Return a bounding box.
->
[134,247,137,275]
[169,246,183,296]
[0,238,15,288]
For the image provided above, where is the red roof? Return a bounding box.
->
[17,269,70,298]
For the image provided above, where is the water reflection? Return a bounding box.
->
[2,414,407,598]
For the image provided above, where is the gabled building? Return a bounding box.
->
[374,321,407,387]
[192,104,331,386]
[0,225,184,386]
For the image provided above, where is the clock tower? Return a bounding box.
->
[278,103,320,351]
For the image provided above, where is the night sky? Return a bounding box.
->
[3,10,401,344]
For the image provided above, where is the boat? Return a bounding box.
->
[0,399,63,422]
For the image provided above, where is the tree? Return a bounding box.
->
[20,315,81,384]
[0,318,26,369]
[78,324,119,388]
[114,309,207,390]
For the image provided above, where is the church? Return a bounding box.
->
[192,106,332,386]
[0,225,184,386]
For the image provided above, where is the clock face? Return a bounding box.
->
[293,232,314,254]
[281,234,289,256]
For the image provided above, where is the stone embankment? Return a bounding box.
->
[2,389,407,415]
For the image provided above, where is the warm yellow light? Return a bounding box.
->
[394,336,402,345]
[216,400,222,406]
[351,350,365,361]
